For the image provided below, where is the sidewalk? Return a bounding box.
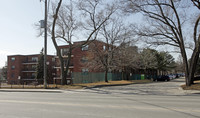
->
[167,78,200,95]
[0,89,63,93]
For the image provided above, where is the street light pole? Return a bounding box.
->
[44,0,48,89]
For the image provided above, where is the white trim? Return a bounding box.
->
[54,66,74,69]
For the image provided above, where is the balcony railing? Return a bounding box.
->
[54,64,74,69]
[22,60,38,64]
[55,62,74,67]
[55,55,74,58]
[22,68,36,72]
[21,76,36,80]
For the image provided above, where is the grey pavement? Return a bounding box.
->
[0,89,62,93]
[0,78,199,118]
[89,77,200,96]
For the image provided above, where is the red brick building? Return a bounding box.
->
[54,40,106,84]
[7,40,156,84]
[7,54,55,84]
[6,40,106,84]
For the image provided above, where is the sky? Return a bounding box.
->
[0,0,196,68]
[0,0,56,68]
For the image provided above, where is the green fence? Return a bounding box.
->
[72,72,107,84]
[72,72,153,84]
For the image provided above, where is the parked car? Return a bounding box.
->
[194,75,200,81]
[168,74,176,80]
[153,75,170,81]
[177,73,185,77]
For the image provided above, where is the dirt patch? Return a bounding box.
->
[0,80,152,89]
[181,81,200,90]
[73,80,151,88]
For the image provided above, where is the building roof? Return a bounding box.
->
[7,54,55,57]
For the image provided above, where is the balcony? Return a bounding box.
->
[22,68,36,73]
[54,62,74,69]
[22,60,38,65]
[55,55,74,58]
[22,76,36,80]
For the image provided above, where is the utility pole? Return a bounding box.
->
[44,0,48,89]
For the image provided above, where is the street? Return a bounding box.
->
[0,78,200,118]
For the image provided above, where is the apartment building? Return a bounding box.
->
[7,54,55,84]
[55,40,107,84]
[6,40,107,84]
[7,40,156,85]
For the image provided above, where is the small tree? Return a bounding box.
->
[156,51,176,75]
[139,48,158,74]
[35,49,44,81]
[0,64,7,81]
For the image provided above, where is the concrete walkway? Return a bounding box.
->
[0,88,62,93]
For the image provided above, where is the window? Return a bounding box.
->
[11,73,15,78]
[61,48,69,56]
[103,45,106,51]
[109,47,112,51]
[32,57,38,62]
[31,73,36,79]
[11,57,15,61]
[81,56,88,63]
[31,65,36,70]
[11,65,15,70]
[52,58,56,62]
[82,68,89,75]
[81,45,89,51]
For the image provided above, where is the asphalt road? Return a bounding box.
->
[0,78,199,118]
[92,77,198,96]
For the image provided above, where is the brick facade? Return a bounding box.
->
[7,54,55,84]
[7,40,107,84]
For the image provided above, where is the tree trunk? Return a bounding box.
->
[188,15,200,85]
[60,59,66,85]
[105,68,108,83]
[188,47,200,85]
[64,45,72,85]
[50,0,63,84]
[180,46,190,86]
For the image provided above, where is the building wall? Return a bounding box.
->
[7,55,24,84]
[7,40,157,85]
[7,54,56,84]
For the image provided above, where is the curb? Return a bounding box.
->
[0,89,63,93]
[85,83,133,89]
[84,81,153,89]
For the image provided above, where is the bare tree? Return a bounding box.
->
[114,43,139,80]
[156,51,176,75]
[139,48,158,73]
[50,0,117,85]
[175,55,185,74]
[88,18,136,82]
[192,0,200,9]
[122,0,200,86]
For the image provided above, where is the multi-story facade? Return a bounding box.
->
[7,40,155,85]
[54,40,106,84]
[6,40,106,85]
[7,54,55,84]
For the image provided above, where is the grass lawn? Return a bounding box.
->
[63,80,151,89]
[0,80,152,89]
